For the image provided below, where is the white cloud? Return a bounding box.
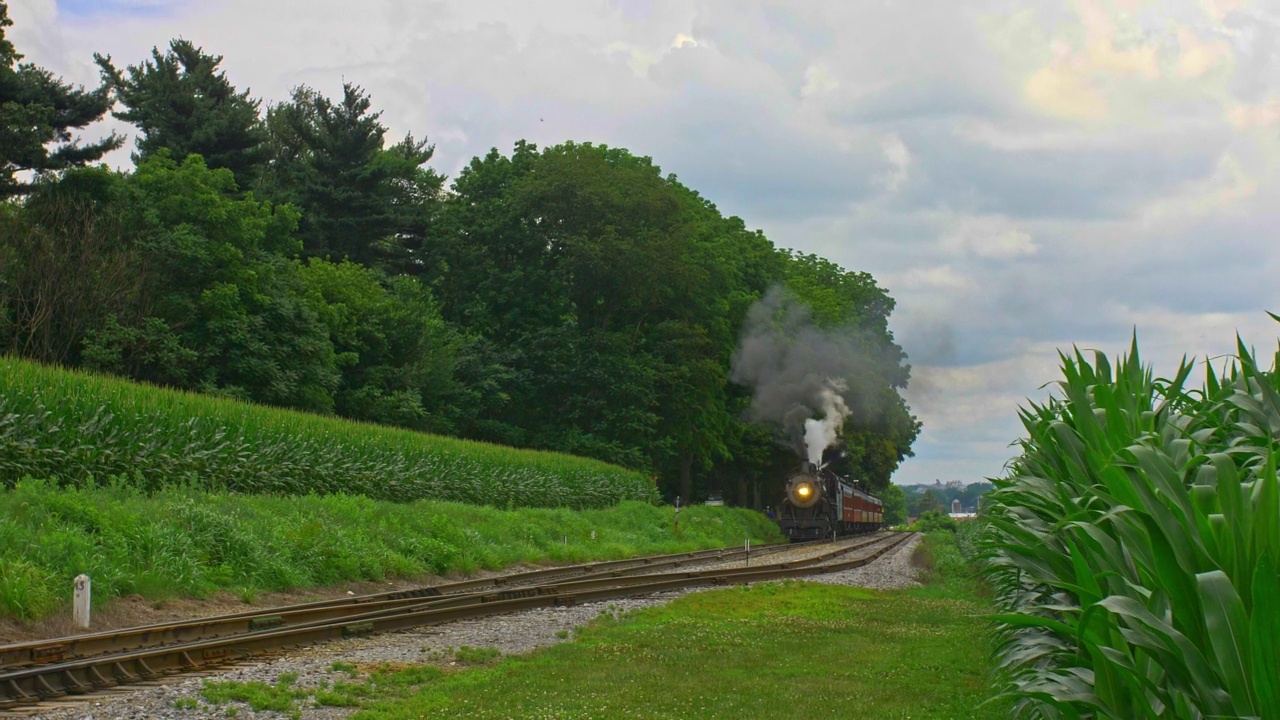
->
[671,33,699,49]
[877,134,911,190]
[1227,98,1280,128]
[888,265,976,292]
[1007,1,1241,125]
[799,63,839,98]
[904,346,1062,436]
[1200,0,1250,24]
[1175,26,1233,78]
[1138,152,1258,224]
[939,216,1038,259]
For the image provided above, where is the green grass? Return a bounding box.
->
[352,584,1001,719]
[0,478,781,621]
[453,645,502,665]
[0,355,653,508]
[195,530,1008,719]
[983,336,1280,718]
[201,671,309,715]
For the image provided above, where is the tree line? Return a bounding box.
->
[0,3,920,504]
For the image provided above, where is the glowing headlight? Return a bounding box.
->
[797,484,812,498]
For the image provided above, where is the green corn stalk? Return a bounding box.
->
[984,334,1280,719]
[0,357,656,509]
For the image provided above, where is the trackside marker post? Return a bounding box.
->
[73,574,90,629]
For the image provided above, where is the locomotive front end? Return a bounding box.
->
[777,465,836,540]
[785,471,823,509]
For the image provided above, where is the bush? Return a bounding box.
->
[909,509,957,533]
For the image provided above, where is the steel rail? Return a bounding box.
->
[0,538,809,673]
[0,532,910,711]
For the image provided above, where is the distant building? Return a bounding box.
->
[951,499,962,514]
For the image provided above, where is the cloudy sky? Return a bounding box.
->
[9,0,1280,485]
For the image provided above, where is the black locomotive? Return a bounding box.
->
[776,462,883,540]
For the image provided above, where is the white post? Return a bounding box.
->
[73,574,90,629]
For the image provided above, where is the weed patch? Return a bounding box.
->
[453,645,501,666]
[200,672,308,713]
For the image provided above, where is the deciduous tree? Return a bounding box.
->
[880,483,907,526]
[134,152,337,410]
[0,168,140,362]
[298,259,460,431]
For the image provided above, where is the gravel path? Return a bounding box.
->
[19,534,920,720]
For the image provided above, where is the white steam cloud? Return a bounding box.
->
[803,382,850,467]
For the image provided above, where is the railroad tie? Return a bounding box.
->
[34,673,64,699]
[88,664,114,689]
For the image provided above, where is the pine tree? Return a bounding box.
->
[96,39,267,190]
[0,1,122,197]
[261,82,440,269]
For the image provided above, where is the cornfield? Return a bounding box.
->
[984,336,1280,719]
[0,357,656,509]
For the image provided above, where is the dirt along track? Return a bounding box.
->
[2,531,915,719]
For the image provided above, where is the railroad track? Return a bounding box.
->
[0,531,912,713]
[0,538,807,674]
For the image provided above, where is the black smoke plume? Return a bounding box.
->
[730,286,904,466]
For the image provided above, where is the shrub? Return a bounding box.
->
[910,509,957,533]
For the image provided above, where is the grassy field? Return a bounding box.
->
[189,530,1008,719]
[0,479,780,622]
[0,356,653,508]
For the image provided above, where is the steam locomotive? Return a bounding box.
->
[777,462,883,540]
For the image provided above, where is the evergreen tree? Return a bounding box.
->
[96,40,267,190]
[0,1,122,197]
[260,83,441,270]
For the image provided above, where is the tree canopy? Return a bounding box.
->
[0,10,921,507]
[96,39,268,190]
[259,83,441,271]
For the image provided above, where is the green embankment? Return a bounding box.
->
[0,479,782,621]
[0,356,654,508]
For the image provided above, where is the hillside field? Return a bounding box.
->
[0,356,654,508]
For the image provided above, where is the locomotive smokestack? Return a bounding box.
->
[730,286,901,465]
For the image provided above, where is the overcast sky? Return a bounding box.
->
[10,0,1280,485]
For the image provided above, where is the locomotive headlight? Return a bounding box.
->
[786,473,821,508]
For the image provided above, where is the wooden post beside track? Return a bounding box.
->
[73,575,90,630]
